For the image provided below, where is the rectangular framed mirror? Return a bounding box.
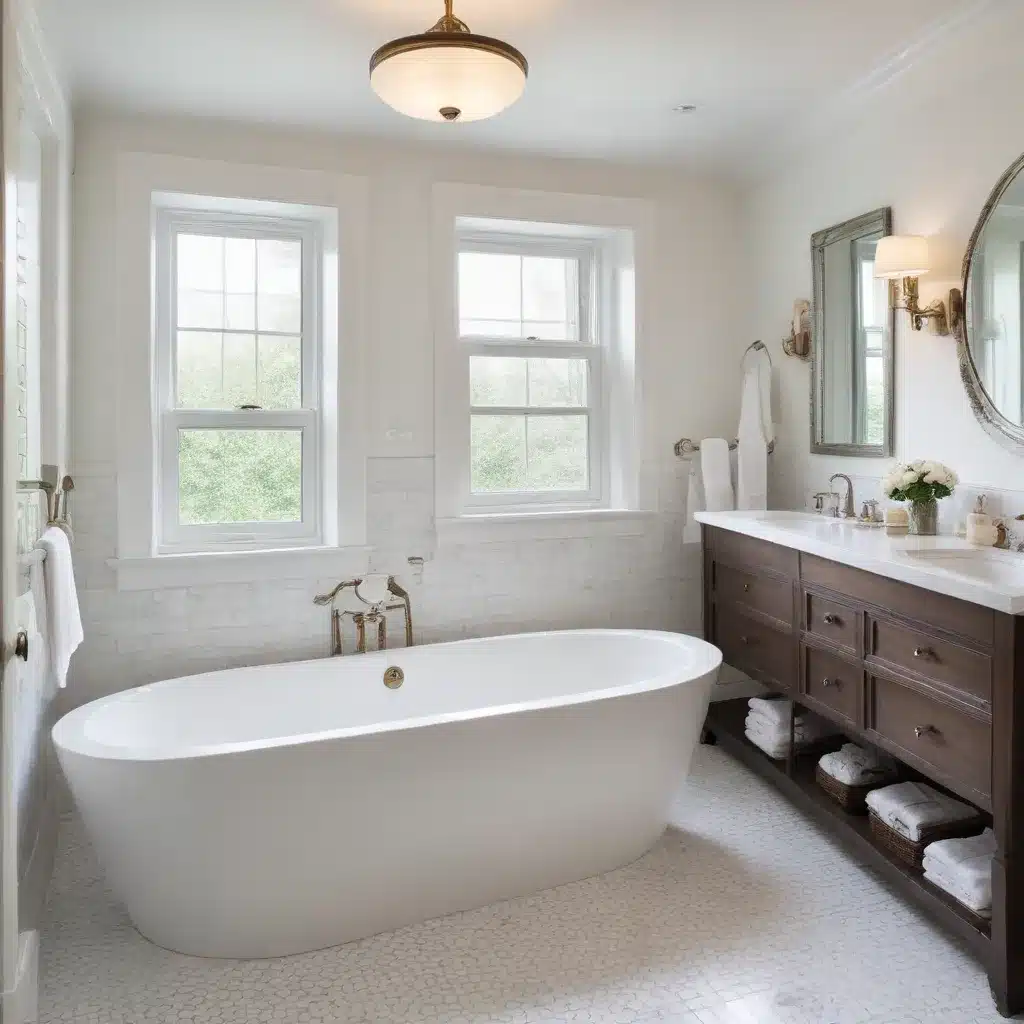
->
[811,207,894,456]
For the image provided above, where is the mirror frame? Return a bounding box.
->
[810,206,895,457]
[956,152,1024,456]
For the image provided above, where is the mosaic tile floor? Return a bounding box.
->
[40,745,1007,1024]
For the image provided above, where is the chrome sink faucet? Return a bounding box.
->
[829,474,855,519]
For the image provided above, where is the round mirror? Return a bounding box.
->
[961,153,1024,453]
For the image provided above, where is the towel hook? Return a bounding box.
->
[741,339,772,373]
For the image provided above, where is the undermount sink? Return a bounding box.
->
[900,548,1024,587]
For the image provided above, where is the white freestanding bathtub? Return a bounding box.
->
[53,629,720,958]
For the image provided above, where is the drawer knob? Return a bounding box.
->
[822,677,841,688]
[913,646,934,659]
[740,635,750,645]
[914,724,938,739]
[823,614,840,626]
[743,583,751,593]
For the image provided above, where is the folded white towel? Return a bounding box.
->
[924,864,992,916]
[737,368,768,511]
[745,727,790,760]
[746,712,812,743]
[818,743,899,787]
[700,438,735,513]
[865,782,979,842]
[924,829,995,888]
[39,526,83,688]
[747,709,836,741]
[922,853,992,909]
[747,696,795,727]
[682,460,704,545]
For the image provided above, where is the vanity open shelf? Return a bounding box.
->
[704,697,992,956]
[697,514,1024,1017]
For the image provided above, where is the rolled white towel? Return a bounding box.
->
[746,711,799,740]
[747,696,794,727]
[865,782,979,842]
[818,743,899,787]
[745,727,790,760]
[746,713,820,746]
[924,863,992,916]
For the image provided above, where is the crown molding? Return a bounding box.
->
[736,0,1019,184]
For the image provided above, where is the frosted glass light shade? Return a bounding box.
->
[370,39,527,123]
[874,235,932,279]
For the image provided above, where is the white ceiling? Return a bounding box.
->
[37,0,987,173]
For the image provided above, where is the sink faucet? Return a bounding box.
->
[829,474,855,519]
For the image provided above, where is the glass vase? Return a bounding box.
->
[909,498,939,536]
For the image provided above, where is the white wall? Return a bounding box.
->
[67,112,747,706]
[747,8,1024,519]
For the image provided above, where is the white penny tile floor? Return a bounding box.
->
[40,745,1007,1024]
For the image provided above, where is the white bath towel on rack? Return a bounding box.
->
[737,368,768,511]
[682,459,706,545]
[700,438,735,514]
[39,526,83,688]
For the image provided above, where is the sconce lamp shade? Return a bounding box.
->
[874,235,932,279]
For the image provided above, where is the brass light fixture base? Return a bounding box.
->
[369,0,529,91]
[891,277,963,337]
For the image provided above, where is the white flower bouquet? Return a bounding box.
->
[881,460,959,503]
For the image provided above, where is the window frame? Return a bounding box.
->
[456,231,607,512]
[153,208,322,553]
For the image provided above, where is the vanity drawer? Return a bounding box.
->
[714,606,796,691]
[710,528,798,580]
[801,554,995,647]
[868,675,991,803]
[867,617,992,704]
[801,644,862,727]
[716,562,793,627]
[803,590,859,654]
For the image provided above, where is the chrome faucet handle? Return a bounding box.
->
[814,491,841,517]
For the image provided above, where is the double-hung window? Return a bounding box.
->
[154,209,321,552]
[458,233,604,510]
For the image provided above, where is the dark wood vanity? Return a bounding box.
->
[701,524,1024,1017]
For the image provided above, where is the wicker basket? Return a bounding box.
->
[815,764,885,814]
[868,811,985,869]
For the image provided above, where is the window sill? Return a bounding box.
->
[436,508,657,545]
[107,545,372,591]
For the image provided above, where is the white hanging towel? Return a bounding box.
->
[737,368,768,510]
[39,526,83,688]
[700,438,735,513]
[682,459,705,545]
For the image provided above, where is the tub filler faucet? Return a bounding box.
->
[313,576,414,656]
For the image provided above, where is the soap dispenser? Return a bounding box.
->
[966,495,998,547]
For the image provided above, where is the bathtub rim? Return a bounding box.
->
[52,628,721,764]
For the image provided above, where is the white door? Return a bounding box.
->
[1,3,53,1015]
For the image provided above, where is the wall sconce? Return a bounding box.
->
[782,299,811,359]
[874,235,963,337]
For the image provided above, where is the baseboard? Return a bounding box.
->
[1,930,39,1024]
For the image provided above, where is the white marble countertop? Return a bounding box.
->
[694,509,1024,615]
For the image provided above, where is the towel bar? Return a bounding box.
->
[674,438,776,459]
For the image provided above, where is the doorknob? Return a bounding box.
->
[13,631,28,661]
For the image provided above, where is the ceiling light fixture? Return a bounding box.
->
[369,0,528,123]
